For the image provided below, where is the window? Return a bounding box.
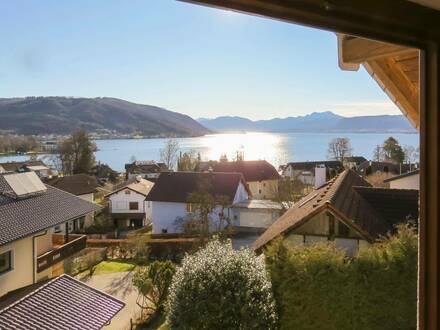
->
[54,225,62,233]
[129,202,139,210]
[0,251,12,275]
[125,189,131,195]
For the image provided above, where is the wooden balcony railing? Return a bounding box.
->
[36,234,87,273]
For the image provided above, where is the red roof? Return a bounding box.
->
[198,160,280,182]
[146,171,250,203]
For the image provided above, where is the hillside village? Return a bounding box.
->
[0,146,420,328]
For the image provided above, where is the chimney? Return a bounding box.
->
[314,165,326,189]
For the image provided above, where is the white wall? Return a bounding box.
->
[389,173,419,190]
[247,180,278,199]
[109,189,145,213]
[151,201,233,234]
[0,237,34,297]
[235,209,278,228]
[78,193,95,227]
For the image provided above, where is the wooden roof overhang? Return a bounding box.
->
[337,34,420,130]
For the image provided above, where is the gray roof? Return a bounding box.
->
[0,175,101,246]
[0,275,124,330]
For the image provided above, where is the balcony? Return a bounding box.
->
[37,234,87,273]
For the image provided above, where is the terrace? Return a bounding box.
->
[36,233,87,273]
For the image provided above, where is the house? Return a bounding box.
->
[105,177,154,229]
[44,174,99,227]
[198,160,280,199]
[356,160,414,177]
[384,169,420,190]
[0,160,52,178]
[0,274,124,330]
[253,169,418,256]
[0,172,100,297]
[146,172,251,234]
[281,161,343,186]
[125,160,168,181]
[343,156,368,169]
[231,199,282,231]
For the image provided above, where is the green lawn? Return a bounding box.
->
[91,260,136,275]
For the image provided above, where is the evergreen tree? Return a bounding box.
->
[382,137,405,164]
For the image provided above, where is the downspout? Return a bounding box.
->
[32,230,48,284]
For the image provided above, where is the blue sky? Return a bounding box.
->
[0,0,400,120]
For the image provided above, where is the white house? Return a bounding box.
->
[281,161,343,186]
[383,169,420,190]
[146,172,251,234]
[106,177,154,229]
[124,160,168,181]
[0,172,100,297]
[253,169,419,257]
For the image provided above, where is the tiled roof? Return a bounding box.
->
[285,160,344,171]
[0,175,101,246]
[198,160,280,182]
[125,161,168,174]
[0,160,47,173]
[44,174,99,196]
[0,275,124,330]
[106,178,154,197]
[252,169,419,251]
[146,171,249,203]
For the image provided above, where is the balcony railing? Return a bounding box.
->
[37,234,87,273]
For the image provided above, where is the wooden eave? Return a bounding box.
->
[337,34,420,130]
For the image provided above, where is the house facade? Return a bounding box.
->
[198,160,280,199]
[253,169,419,256]
[125,160,168,181]
[106,177,154,229]
[0,172,100,297]
[231,199,282,230]
[281,161,343,187]
[356,160,414,177]
[146,172,251,234]
[384,170,420,190]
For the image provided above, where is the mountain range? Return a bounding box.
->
[198,111,416,133]
[0,97,210,137]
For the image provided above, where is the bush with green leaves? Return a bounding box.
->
[265,224,417,330]
[166,238,277,329]
[132,260,176,315]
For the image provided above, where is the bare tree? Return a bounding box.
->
[159,139,179,170]
[327,137,353,163]
[373,145,383,161]
[403,145,419,164]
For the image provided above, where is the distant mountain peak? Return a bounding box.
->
[198,112,415,133]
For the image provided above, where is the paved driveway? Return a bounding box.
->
[79,271,142,330]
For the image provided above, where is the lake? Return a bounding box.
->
[0,132,419,171]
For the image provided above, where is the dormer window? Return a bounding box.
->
[125,190,131,195]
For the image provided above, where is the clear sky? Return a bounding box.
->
[0,0,401,120]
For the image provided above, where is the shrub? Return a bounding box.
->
[133,260,176,315]
[265,224,417,330]
[166,238,277,329]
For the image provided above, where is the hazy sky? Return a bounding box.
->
[0,0,401,120]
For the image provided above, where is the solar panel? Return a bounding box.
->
[4,172,47,196]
